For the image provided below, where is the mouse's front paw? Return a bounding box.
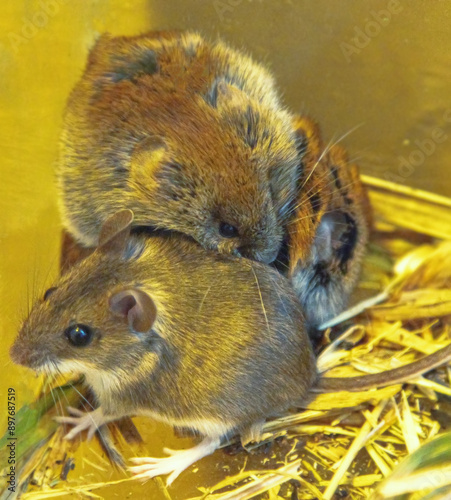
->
[129,436,220,486]
[55,406,107,440]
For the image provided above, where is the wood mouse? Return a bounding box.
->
[10,211,451,485]
[58,30,302,264]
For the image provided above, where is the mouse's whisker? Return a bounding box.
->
[295,127,346,197]
[284,166,339,219]
[288,209,350,227]
[55,382,73,417]
[269,272,291,318]
[300,138,332,188]
[47,366,65,418]
[288,179,361,227]
[288,173,360,217]
[67,380,95,411]
[273,258,289,270]
[48,376,63,418]
[250,264,271,335]
[287,122,364,218]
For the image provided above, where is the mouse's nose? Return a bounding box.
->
[9,341,33,367]
[10,341,23,365]
[257,247,280,264]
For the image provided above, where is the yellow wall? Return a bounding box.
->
[0,1,450,497]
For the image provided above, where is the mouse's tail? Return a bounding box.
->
[311,343,451,393]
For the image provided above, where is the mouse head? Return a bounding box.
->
[10,211,162,388]
[127,80,301,264]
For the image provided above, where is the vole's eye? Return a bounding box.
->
[219,222,239,238]
[64,324,93,347]
[43,287,57,301]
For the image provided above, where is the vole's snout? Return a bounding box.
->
[239,244,279,265]
[258,247,280,265]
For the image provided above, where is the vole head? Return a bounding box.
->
[10,211,161,388]
[128,80,301,264]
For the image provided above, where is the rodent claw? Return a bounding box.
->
[66,406,86,417]
[131,470,159,483]
[129,457,160,465]
[128,454,189,483]
[162,447,178,456]
[129,462,184,485]
[54,416,77,424]
[87,426,97,441]
[55,407,105,441]
[166,469,183,486]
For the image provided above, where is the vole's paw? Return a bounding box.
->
[129,436,220,486]
[55,406,106,440]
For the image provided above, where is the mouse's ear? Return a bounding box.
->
[109,289,157,333]
[98,209,134,255]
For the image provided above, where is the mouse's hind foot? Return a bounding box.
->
[240,420,265,446]
[129,435,221,485]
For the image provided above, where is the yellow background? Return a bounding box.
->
[1,1,450,498]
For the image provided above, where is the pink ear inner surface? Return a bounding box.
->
[109,289,157,333]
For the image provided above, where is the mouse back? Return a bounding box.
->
[11,211,317,431]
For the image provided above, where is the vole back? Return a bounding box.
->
[58,31,301,264]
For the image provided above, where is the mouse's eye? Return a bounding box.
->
[43,287,57,301]
[64,324,94,347]
[219,222,239,238]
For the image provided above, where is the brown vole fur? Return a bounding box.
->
[58,31,300,264]
[287,116,372,327]
[10,211,451,485]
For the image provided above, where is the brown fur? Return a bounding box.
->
[287,117,372,328]
[58,31,299,264]
[58,30,372,327]
[11,215,316,432]
[11,212,451,484]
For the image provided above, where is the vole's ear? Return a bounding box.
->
[205,79,248,113]
[109,289,157,333]
[130,135,168,180]
[97,210,134,255]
